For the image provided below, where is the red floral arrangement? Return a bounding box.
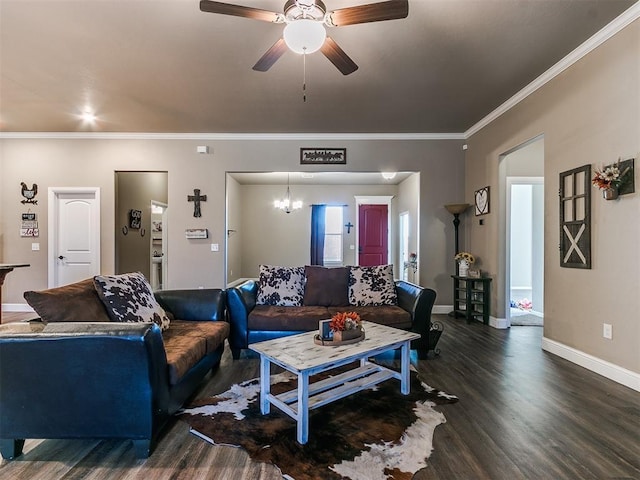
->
[330,311,362,332]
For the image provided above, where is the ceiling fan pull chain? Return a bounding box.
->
[303,48,307,103]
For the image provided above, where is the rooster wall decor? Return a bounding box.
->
[20,182,38,205]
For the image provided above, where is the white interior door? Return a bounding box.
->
[48,188,101,287]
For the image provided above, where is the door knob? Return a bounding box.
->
[58,255,65,260]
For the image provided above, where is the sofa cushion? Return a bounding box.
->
[256,265,305,307]
[327,306,412,329]
[348,265,398,306]
[93,272,171,331]
[303,266,350,306]
[248,305,331,331]
[23,278,111,323]
[162,320,229,385]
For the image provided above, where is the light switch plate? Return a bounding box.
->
[31,243,40,251]
[211,243,219,252]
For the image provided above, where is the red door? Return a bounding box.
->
[358,204,388,266]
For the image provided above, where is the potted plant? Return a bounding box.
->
[454,252,475,277]
[592,161,631,200]
[330,311,363,342]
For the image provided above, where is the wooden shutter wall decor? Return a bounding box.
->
[559,164,591,269]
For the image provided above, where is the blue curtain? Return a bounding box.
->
[310,204,326,266]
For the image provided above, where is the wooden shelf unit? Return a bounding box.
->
[451,275,492,325]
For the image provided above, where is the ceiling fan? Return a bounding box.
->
[199,0,409,75]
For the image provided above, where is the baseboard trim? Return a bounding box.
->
[542,337,640,392]
[490,316,509,329]
[432,305,451,315]
[1,303,35,313]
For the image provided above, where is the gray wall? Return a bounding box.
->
[465,20,639,373]
[0,138,465,307]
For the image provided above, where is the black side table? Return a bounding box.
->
[451,275,492,325]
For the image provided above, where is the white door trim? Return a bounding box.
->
[48,187,101,288]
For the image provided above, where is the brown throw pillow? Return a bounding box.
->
[23,278,111,323]
[303,266,350,306]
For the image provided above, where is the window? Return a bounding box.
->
[323,206,343,264]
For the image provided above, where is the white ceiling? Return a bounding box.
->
[0,0,636,134]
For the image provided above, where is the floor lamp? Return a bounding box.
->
[444,203,470,274]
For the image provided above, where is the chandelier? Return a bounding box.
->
[274,173,303,213]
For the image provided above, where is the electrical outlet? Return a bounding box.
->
[603,323,612,340]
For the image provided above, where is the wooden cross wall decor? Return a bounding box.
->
[188,188,207,218]
[559,165,591,269]
[345,222,354,234]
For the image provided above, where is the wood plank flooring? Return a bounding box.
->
[1,314,638,479]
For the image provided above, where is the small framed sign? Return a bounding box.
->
[300,148,346,165]
[129,209,142,229]
[474,186,490,216]
[185,228,209,239]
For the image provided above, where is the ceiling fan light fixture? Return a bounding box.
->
[283,19,326,54]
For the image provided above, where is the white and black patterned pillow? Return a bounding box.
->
[256,265,305,306]
[348,265,397,306]
[93,272,171,331]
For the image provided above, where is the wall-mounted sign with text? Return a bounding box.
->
[21,212,39,237]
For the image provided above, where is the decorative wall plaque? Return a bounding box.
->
[129,209,142,229]
[300,148,346,165]
[559,164,591,269]
[474,186,490,216]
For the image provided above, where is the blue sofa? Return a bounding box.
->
[0,288,228,460]
[227,279,440,359]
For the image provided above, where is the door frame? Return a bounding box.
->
[354,195,393,266]
[48,187,101,288]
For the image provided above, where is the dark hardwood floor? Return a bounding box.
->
[1,314,638,479]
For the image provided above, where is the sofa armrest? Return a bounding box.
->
[0,322,169,455]
[395,280,437,343]
[155,289,226,322]
[226,280,258,353]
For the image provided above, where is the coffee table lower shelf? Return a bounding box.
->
[268,362,398,416]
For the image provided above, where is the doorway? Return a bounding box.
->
[115,171,168,286]
[502,137,544,327]
[48,187,101,288]
[150,201,168,290]
[507,179,544,325]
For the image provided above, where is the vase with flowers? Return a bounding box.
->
[454,252,475,277]
[329,311,363,342]
[592,161,631,200]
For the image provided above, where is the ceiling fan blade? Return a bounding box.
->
[320,37,358,76]
[328,0,408,27]
[199,0,282,23]
[253,38,288,72]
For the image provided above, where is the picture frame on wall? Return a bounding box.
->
[474,186,490,216]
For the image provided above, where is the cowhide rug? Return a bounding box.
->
[178,366,458,480]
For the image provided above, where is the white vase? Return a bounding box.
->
[459,260,470,277]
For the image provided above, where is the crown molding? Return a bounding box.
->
[465,2,640,138]
[0,132,465,141]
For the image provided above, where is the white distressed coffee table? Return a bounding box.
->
[249,321,421,444]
